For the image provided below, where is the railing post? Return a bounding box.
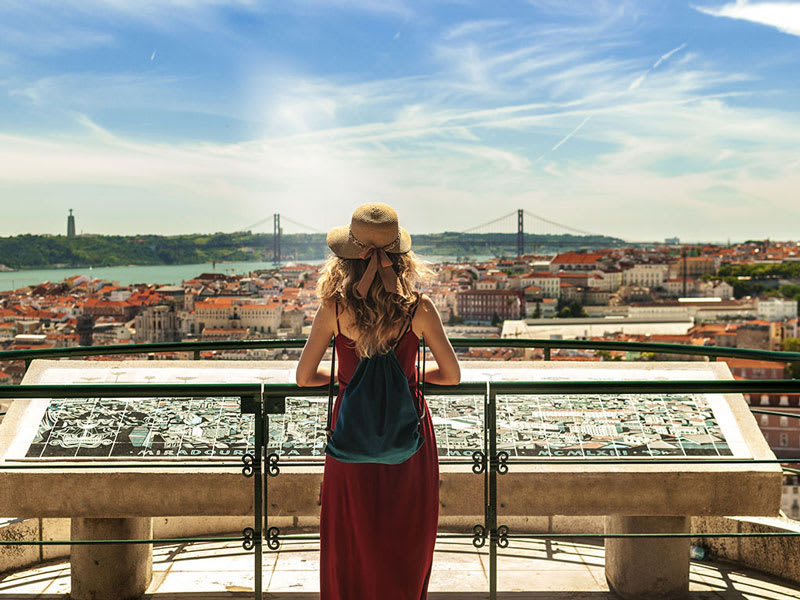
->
[264,399,281,555]
[487,383,498,600]
[193,350,200,360]
[484,382,489,536]
[253,393,264,598]
[544,347,551,361]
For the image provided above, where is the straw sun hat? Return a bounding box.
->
[326,202,411,259]
[326,203,412,295]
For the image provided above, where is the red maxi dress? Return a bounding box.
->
[320,317,440,599]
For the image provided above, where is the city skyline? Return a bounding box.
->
[1,1,799,240]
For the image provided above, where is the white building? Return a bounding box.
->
[622,264,669,289]
[628,304,692,320]
[504,316,693,340]
[519,272,560,298]
[134,305,180,343]
[664,278,696,297]
[629,299,757,322]
[475,277,499,290]
[696,280,734,300]
[108,289,132,302]
[593,269,622,292]
[757,298,798,321]
[195,298,283,334]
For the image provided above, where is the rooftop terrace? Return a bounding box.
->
[1,338,800,599]
[3,535,800,599]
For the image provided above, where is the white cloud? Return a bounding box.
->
[628,42,687,91]
[715,148,735,162]
[286,0,413,18]
[3,73,799,241]
[628,74,647,91]
[695,1,800,36]
[444,19,511,40]
[652,43,687,69]
[1,2,799,240]
[550,115,592,152]
[0,23,114,55]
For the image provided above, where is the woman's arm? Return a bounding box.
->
[296,301,337,387]
[415,295,460,386]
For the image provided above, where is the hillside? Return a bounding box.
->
[0,232,626,269]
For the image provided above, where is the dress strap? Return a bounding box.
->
[391,293,422,349]
[409,292,422,319]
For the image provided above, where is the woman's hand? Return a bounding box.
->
[296,301,337,387]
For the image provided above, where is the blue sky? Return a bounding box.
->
[0,0,799,242]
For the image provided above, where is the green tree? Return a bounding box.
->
[784,338,800,379]
[556,299,588,318]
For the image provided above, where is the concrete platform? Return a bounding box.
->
[0,359,786,599]
[1,536,799,599]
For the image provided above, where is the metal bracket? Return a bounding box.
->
[241,453,255,478]
[472,450,487,474]
[472,524,486,548]
[266,526,281,550]
[267,453,280,477]
[497,525,509,548]
[492,451,509,475]
[242,527,255,550]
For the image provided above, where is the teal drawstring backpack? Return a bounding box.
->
[325,308,427,465]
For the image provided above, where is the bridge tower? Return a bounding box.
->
[517,209,524,257]
[273,213,281,266]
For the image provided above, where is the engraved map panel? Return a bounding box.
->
[24,393,733,459]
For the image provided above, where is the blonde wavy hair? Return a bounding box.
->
[317,251,431,357]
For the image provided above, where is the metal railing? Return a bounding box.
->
[1,338,800,598]
[1,336,800,365]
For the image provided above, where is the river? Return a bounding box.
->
[0,255,482,291]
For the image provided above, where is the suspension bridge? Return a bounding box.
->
[241,210,626,265]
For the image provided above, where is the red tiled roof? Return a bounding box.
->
[721,358,787,372]
[551,251,607,264]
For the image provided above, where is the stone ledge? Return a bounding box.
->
[5,513,800,587]
[691,515,800,586]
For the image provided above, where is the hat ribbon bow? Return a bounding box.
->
[356,246,401,296]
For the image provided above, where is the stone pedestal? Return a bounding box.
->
[604,515,690,600]
[71,517,153,600]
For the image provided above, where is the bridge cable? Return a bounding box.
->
[461,211,518,234]
[278,215,324,234]
[523,210,604,237]
[241,214,323,234]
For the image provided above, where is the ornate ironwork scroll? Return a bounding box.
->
[497,525,510,549]
[266,526,281,551]
[472,450,487,474]
[242,527,255,550]
[241,453,255,478]
[472,524,486,548]
[267,452,280,477]
[495,451,509,475]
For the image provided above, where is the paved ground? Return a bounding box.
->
[0,536,799,598]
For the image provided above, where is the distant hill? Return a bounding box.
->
[0,232,627,269]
